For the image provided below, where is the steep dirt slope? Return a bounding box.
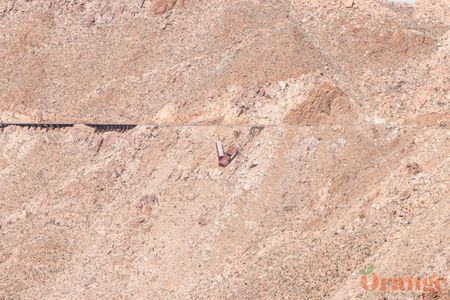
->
[0,0,327,123]
[1,0,448,124]
[0,118,448,299]
[0,0,449,299]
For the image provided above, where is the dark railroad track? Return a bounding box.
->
[0,123,137,133]
[85,124,137,132]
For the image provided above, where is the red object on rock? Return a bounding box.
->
[218,146,238,167]
[226,147,238,160]
[219,156,230,167]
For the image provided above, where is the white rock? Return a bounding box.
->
[278,81,288,92]
[344,0,354,8]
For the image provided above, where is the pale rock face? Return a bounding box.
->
[0,0,449,299]
[344,0,355,8]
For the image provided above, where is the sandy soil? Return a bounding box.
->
[0,0,449,299]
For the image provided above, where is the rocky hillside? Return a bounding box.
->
[0,0,449,299]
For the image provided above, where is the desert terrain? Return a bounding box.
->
[0,0,449,299]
